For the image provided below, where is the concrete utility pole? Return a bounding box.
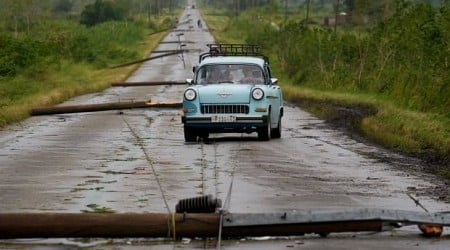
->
[284,0,288,24]
[334,0,340,32]
[384,0,391,21]
[305,0,311,24]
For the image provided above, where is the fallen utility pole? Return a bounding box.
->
[0,208,449,239]
[0,213,218,239]
[152,49,190,53]
[152,49,201,54]
[172,29,194,32]
[111,81,186,87]
[30,101,182,116]
[110,51,183,69]
[177,19,192,26]
[159,41,195,44]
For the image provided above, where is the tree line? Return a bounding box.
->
[0,0,183,35]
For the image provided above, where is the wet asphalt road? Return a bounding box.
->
[0,3,449,250]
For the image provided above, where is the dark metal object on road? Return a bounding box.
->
[407,193,430,212]
[30,101,182,116]
[111,81,186,87]
[175,195,222,213]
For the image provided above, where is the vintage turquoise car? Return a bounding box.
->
[182,44,283,142]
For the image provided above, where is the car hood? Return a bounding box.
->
[196,84,253,104]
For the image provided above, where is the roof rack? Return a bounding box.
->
[199,44,269,63]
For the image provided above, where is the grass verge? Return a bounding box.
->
[0,28,167,127]
[283,85,449,167]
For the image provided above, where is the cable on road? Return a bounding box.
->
[122,117,171,213]
[122,117,176,240]
[123,116,243,248]
[216,135,242,250]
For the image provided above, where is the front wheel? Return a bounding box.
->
[257,115,271,141]
[199,131,209,141]
[184,127,197,142]
[271,116,282,139]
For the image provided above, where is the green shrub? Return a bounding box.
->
[0,35,47,76]
[242,2,449,116]
[80,0,127,27]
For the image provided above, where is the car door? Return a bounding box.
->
[263,65,281,127]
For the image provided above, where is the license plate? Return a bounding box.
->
[211,115,236,123]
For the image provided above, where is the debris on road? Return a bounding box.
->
[30,101,182,116]
[111,81,186,87]
[109,51,184,69]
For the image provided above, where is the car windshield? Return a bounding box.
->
[196,64,264,84]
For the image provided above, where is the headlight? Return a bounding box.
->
[252,88,264,100]
[184,89,197,101]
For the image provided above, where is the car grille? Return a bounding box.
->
[201,104,249,114]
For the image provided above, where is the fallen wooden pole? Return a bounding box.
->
[30,101,182,116]
[0,213,219,239]
[152,49,201,53]
[110,51,183,69]
[152,49,190,54]
[172,29,193,32]
[111,81,185,87]
[159,41,195,44]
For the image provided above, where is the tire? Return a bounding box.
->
[199,131,209,141]
[184,127,197,142]
[271,116,282,139]
[257,114,271,141]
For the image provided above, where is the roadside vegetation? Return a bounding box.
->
[0,0,181,127]
[199,0,449,176]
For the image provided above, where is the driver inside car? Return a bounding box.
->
[205,67,221,83]
[240,66,264,84]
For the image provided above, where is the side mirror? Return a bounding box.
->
[271,78,278,85]
[192,66,196,73]
[186,78,194,85]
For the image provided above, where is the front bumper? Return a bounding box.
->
[182,115,268,131]
[182,115,266,124]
